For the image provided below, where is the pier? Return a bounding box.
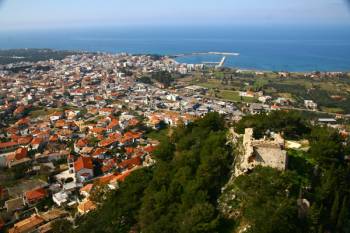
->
[203,56,227,68]
[174,51,238,68]
[173,52,239,58]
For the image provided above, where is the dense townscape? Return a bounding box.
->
[0,52,349,233]
[0,52,239,232]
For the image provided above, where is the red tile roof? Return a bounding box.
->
[31,137,43,145]
[118,156,142,170]
[128,118,140,126]
[91,127,106,134]
[101,159,116,173]
[17,136,33,145]
[16,118,29,125]
[116,170,133,182]
[107,119,119,129]
[15,148,28,160]
[76,138,88,148]
[92,148,107,157]
[97,173,119,185]
[80,184,94,194]
[49,134,59,142]
[74,156,93,172]
[14,105,25,114]
[25,188,47,202]
[0,141,18,149]
[125,147,135,154]
[144,145,156,153]
[99,138,118,147]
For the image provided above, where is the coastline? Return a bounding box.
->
[0,48,349,73]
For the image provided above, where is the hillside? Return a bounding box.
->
[56,111,350,233]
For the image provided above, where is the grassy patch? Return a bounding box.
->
[196,80,223,89]
[321,107,344,114]
[218,90,256,103]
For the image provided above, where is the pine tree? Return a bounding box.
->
[337,196,349,232]
[330,192,340,226]
[308,204,321,233]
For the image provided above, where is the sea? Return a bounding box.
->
[1,25,350,72]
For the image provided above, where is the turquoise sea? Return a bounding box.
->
[0,25,350,71]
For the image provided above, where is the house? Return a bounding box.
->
[24,187,48,205]
[318,118,337,125]
[115,169,134,182]
[99,108,114,116]
[52,191,69,206]
[80,184,94,198]
[5,197,25,213]
[90,127,106,137]
[74,138,89,153]
[8,214,45,233]
[248,103,269,115]
[106,118,119,133]
[6,147,28,168]
[239,91,255,98]
[30,137,44,151]
[118,156,142,171]
[8,209,68,233]
[73,156,94,182]
[101,159,117,173]
[16,136,33,146]
[49,112,63,122]
[92,148,107,159]
[0,141,19,153]
[6,150,31,169]
[77,199,96,215]
[98,137,119,149]
[304,100,318,110]
[120,131,142,146]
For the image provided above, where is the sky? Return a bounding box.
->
[0,0,350,30]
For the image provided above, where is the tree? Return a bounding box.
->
[51,219,73,233]
[89,183,112,203]
[309,127,343,168]
[330,192,340,226]
[152,138,175,162]
[137,76,153,84]
[180,203,219,233]
[235,111,310,139]
[337,197,350,232]
[151,71,174,87]
[253,79,268,91]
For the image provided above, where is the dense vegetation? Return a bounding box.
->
[235,110,311,139]
[222,111,350,233]
[137,71,175,87]
[0,49,80,65]
[72,113,233,233]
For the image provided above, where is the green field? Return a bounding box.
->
[217,90,256,103]
[184,73,350,114]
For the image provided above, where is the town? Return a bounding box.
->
[0,52,349,232]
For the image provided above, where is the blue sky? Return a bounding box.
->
[0,0,350,29]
